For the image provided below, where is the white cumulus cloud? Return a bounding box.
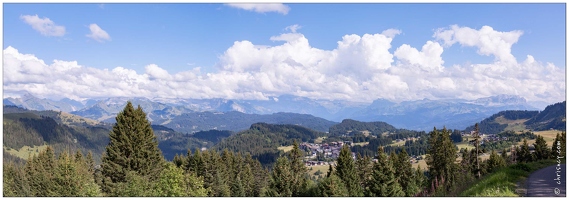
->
[3,25,565,105]
[86,24,111,42]
[285,24,302,33]
[433,25,523,64]
[20,14,66,37]
[226,3,290,15]
[381,29,401,38]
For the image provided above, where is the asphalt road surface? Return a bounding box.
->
[527,164,566,197]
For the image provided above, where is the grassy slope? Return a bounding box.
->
[277,145,294,152]
[58,112,101,126]
[515,130,563,147]
[494,116,530,132]
[4,145,49,160]
[314,137,326,144]
[459,159,560,197]
[307,164,330,178]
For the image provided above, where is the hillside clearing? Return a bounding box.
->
[389,140,406,147]
[515,130,562,147]
[4,145,49,160]
[495,116,530,132]
[533,130,563,146]
[277,145,294,152]
[59,112,100,126]
[411,158,428,170]
[353,142,369,146]
[314,137,326,144]
[308,164,330,178]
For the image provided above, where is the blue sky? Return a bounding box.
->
[2,3,566,104]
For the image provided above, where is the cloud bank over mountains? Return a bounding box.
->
[3,25,565,104]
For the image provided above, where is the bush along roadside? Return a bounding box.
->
[459,159,562,197]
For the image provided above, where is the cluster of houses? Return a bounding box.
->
[484,134,509,142]
[300,138,428,167]
[300,141,356,166]
[465,131,510,145]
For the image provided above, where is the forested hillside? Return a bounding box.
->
[3,111,110,163]
[213,123,327,166]
[525,101,566,131]
[464,101,565,134]
[2,106,214,163]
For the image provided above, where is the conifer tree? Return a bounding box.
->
[414,166,426,193]
[74,150,84,164]
[326,164,333,178]
[472,124,481,179]
[487,149,506,172]
[231,173,246,197]
[100,101,165,195]
[367,147,404,197]
[86,151,95,175]
[27,146,58,196]
[395,148,418,196]
[552,132,566,158]
[266,156,293,197]
[335,144,363,197]
[426,127,458,193]
[3,162,31,197]
[288,140,309,196]
[355,153,372,191]
[533,135,550,160]
[241,164,255,197]
[315,174,349,197]
[460,150,472,174]
[518,139,532,163]
[173,154,183,168]
[501,149,509,165]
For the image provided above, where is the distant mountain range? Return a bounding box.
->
[4,93,546,131]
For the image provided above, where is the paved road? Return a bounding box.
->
[527,164,566,197]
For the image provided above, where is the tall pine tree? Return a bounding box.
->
[266,156,293,197]
[100,101,165,195]
[288,141,309,196]
[367,147,404,197]
[487,149,506,172]
[426,127,458,194]
[355,153,372,192]
[552,132,566,158]
[395,148,418,196]
[517,139,532,163]
[335,144,363,197]
[533,135,550,160]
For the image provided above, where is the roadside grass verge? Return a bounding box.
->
[459,159,559,197]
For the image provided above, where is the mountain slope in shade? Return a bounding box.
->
[525,101,566,131]
[2,106,213,162]
[464,101,566,134]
